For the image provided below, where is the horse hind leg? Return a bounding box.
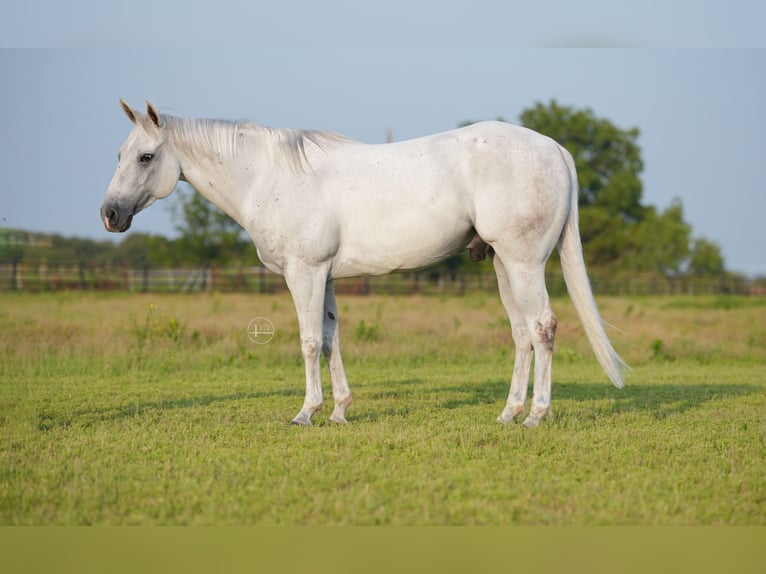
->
[493,256,533,423]
[496,255,557,428]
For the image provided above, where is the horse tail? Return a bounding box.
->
[556,145,628,388]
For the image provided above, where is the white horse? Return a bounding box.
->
[102,100,626,428]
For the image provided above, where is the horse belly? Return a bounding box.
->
[319,137,479,278]
[330,203,474,278]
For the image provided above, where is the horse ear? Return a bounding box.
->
[120,99,138,124]
[146,101,162,128]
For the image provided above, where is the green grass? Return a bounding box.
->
[1,292,764,524]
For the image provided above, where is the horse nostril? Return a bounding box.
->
[107,208,118,226]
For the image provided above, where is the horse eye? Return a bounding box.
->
[140,153,154,163]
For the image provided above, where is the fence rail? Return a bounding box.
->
[0,261,762,297]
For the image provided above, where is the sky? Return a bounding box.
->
[1,1,765,276]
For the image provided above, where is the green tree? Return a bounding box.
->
[169,186,259,266]
[518,100,648,267]
[110,233,150,266]
[111,233,179,267]
[689,237,725,275]
[516,100,725,275]
[624,199,691,275]
[520,100,645,221]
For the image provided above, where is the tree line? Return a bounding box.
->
[2,101,726,278]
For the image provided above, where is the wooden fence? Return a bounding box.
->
[1,261,762,296]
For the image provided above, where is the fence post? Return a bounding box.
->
[10,260,18,291]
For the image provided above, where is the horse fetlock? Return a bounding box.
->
[335,395,353,409]
[329,396,352,423]
[497,403,525,424]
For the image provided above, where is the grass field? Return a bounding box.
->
[1,290,764,524]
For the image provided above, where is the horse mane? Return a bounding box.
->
[163,115,353,173]
[256,126,355,173]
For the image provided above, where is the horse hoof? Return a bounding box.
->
[497,405,524,424]
[289,417,312,426]
[522,415,540,429]
[329,415,348,424]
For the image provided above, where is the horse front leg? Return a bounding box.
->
[323,281,352,423]
[285,264,330,426]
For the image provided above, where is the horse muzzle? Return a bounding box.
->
[100,203,134,233]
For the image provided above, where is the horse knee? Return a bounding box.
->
[301,338,321,360]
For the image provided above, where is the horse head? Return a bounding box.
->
[101,100,181,232]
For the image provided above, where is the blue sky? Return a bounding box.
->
[1,2,765,275]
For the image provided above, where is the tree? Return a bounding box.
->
[111,232,181,267]
[169,185,259,266]
[689,237,725,275]
[520,100,645,221]
[624,200,691,275]
[518,100,648,267]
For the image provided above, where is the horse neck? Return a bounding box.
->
[167,116,277,227]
